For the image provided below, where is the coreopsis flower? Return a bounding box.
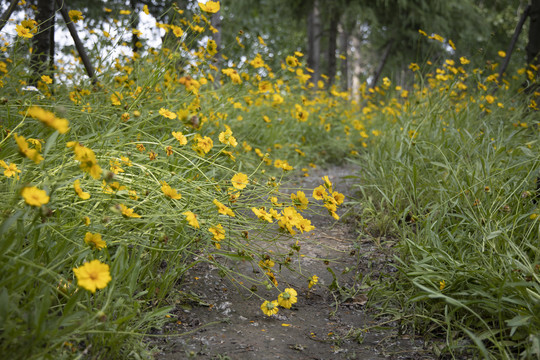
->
[260,300,279,316]
[294,104,308,122]
[84,232,106,250]
[409,63,420,72]
[213,199,235,216]
[109,159,124,174]
[439,280,446,291]
[159,108,177,119]
[252,207,273,222]
[16,24,33,38]
[278,288,298,309]
[73,179,90,199]
[14,133,43,164]
[231,172,248,190]
[73,260,111,293]
[183,211,200,228]
[119,204,141,218]
[161,181,182,200]
[291,191,308,210]
[206,39,217,55]
[285,55,299,67]
[321,176,333,191]
[170,25,184,37]
[308,275,318,289]
[250,54,265,68]
[41,75,53,84]
[67,142,102,179]
[312,185,327,200]
[0,160,21,178]
[498,50,506,58]
[68,10,84,23]
[149,151,157,160]
[297,218,315,233]
[199,1,220,13]
[194,135,213,155]
[209,224,225,248]
[218,127,237,147]
[21,186,49,206]
[222,68,242,84]
[331,191,345,205]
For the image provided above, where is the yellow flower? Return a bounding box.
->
[218,127,237,147]
[199,1,220,13]
[222,68,242,84]
[16,24,33,38]
[231,172,249,190]
[73,179,91,199]
[194,135,213,155]
[21,186,49,206]
[119,204,141,218]
[0,160,21,178]
[84,232,106,250]
[170,25,184,37]
[332,191,345,205]
[206,39,218,55]
[308,275,318,289]
[286,55,299,67]
[209,224,225,244]
[143,5,149,14]
[14,133,43,164]
[297,218,315,233]
[67,142,102,179]
[73,260,111,293]
[161,181,182,200]
[321,176,333,191]
[439,280,446,291]
[27,106,69,134]
[498,50,506,58]
[213,199,235,216]
[409,63,420,72]
[41,75,53,84]
[277,288,298,309]
[68,10,84,23]
[159,108,177,119]
[291,191,309,210]
[183,211,200,228]
[312,185,327,200]
[252,207,273,222]
[260,300,279,316]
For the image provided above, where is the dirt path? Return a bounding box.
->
[152,163,435,359]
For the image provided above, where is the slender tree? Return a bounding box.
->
[31,0,55,84]
[306,0,321,85]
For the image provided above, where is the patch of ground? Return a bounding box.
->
[151,163,436,360]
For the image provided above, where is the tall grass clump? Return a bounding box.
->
[352,53,540,358]
[0,4,355,359]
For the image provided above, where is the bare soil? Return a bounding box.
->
[151,163,436,360]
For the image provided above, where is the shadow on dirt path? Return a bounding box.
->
[151,163,436,360]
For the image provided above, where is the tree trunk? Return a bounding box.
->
[307,0,321,86]
[31,0,55,84]
[326,5,340,87]
[339,25,349,91]
[370,40,393,88]
[527,0,540,66]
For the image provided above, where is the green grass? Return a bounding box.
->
[350,72,540,359]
